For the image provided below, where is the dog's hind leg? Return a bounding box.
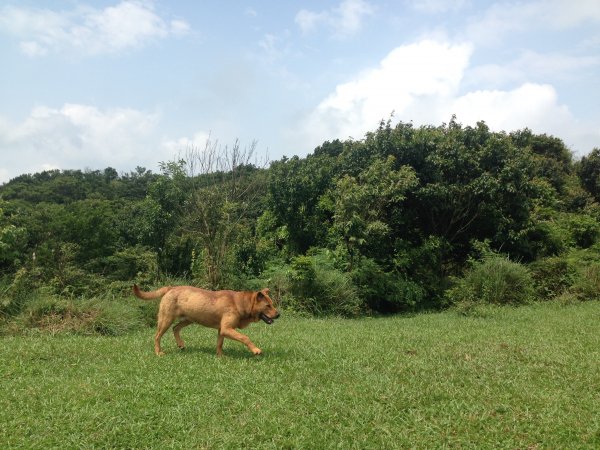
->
[154,315,174,356]
[173,319,193,350]
[216,328,225,356]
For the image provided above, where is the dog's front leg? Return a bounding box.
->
[220,327,262,355]
[216,329,225,357]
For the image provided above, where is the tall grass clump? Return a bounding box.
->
[0,267,42,318]
[447,255,535,313]
[529,256,577,300]
[9,296,143,336]
[287,251,361,316]
[350,257,426,313]
[255,251,361,316]
[568,264,600,301]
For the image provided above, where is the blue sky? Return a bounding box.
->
[1,0,599,183]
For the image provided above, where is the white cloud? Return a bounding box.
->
[295,0,374,38]
[162,132,211,156]
[465,0,600,45]
[295,10,327,34]
[0,1,190,57]
[407,0,468,14]
[465,50,600,88]
[299,40,472,142]
[297,39,598,156]
[451,83,567,130]
[450,84,600,155]
[0,104,170,183]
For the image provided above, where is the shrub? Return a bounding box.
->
[569,264,600,300]
[135,298,160,328]
[566,214,600,248]
[16,296,143,336]
[85,299,143,336]
[529,256,577,300]
[251,260,291,301]
[274,250,363,316]
[446,256,535,310]
[99,246,159,285]
[0,267,43,317]
[350,257,425,313]
[286,250,362,316]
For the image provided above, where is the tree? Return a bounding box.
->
[136,160,189,273]
[578,148,600,202]
[328,156,417,270]
[267,154,337,254]
[180,138,268,288]
[0,200,27,272]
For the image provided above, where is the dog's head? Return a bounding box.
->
[255,289,280,325]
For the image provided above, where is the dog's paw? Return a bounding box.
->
[156,351,166,357]
[251,348,262,356]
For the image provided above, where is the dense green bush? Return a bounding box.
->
[350,257,425,313]
[568,264,600,301]
[446,256,535,311]
[1,122,600,331]
[566,214,600,248]
[0,267,43,317]
[529,256,577,300]
[285,251,361,316]
[97,245,159,285]
[15,296,143,336]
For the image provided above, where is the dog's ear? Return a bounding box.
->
[256,290,271,302]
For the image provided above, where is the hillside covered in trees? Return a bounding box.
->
[1,119,600,322]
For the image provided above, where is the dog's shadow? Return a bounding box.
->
[170,345,293,360]
[179,346,244,359]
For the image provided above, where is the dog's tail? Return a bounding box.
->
[132,284,172,300]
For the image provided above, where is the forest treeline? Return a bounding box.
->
[2,118,600,321]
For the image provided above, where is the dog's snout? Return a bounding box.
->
[274,311,280,319]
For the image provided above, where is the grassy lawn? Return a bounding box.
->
[1,301,600,449]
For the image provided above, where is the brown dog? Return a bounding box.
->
[133,284,279,356]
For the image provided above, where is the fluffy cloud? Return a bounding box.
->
[297,40,598,156]
[450,84,569,131]
[406,0,468,14]
[162,132,212,156]
[300,40,472,142]
[464,0,600,45]
[0,1,189,57]
[0,104,170,183]
[465,50,600,88]
[295,0,374,38]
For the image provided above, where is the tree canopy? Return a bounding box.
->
[1,119,598,315]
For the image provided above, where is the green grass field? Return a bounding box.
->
[1,301,600,449]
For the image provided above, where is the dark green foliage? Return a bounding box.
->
[566,213,600,248]
[267,154,337,253]
[446,256,535,310]
[0,203,27,272]
[0,267,42,317]
[1,167,157,203]
[530,256,577,300]
[96,246,159,285]
[569,264,600,300]
[286,251,362,316]
[350,257,426,313]
[0,121,599,325]
[577,148,600,202]
[17,296,143,336]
